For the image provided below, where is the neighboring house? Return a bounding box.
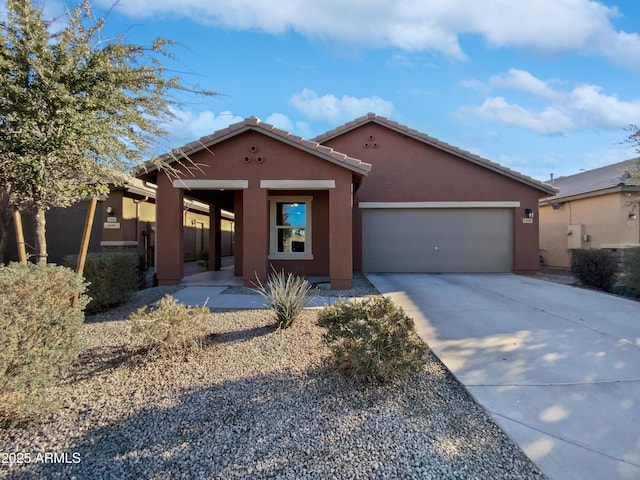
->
[4,199,104,265]
[139,114,556,288]
[100,178,234,268]
[539,158,640,269]
[3,177,234,266]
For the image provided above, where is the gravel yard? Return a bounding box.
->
[1,286,544,479]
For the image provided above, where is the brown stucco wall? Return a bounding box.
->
[319,122,544,273]
[184,210,210,261]
[154,130,355,286]
[156,173,184,284]
[4,199,103,265]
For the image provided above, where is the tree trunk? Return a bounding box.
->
[0,197,11,264]
[33,204,47,265]
[0,219,8,264]
[13,206,27,264]
[73,197,97,307]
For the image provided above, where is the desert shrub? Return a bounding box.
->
[570,249,618,291]
[624,247,640,297]
[317,296,428,384]
[129,295,212,357]
[254,268,313,328]
[65,251,141,312]
[0,263,88,426]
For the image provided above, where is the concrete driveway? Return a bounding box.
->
[365,273,640,480]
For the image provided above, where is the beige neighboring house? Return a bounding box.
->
[539,158,640,269]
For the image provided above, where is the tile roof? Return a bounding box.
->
[542,158,640,202]
[313,113,558,195]
[141,117,372,177]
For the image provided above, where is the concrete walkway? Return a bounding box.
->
[169,285,347,309]
[173,260,358,308]
[365,273,640,480]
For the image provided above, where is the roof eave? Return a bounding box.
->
[314,113,557,195]
[539,184,640,204]
[137,120,371,178]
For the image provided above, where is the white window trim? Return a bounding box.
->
[261,180,335,189]
[358,201,521,208]
[268,196,313,260]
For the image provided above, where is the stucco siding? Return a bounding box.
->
[540,192,640,268]
[320,123,543,273]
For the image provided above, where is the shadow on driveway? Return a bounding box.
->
[365,273,640,480]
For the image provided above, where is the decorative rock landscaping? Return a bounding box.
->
[1,287,544,479]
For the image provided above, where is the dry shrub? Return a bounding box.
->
[0,263,88,426]
[129,295,212,358]
[318,296,428,384]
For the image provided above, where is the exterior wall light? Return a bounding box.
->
[106,206,114,215]
[524,208,534,218]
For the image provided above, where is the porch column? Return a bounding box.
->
[329,181,353,289]
[156,174,184,285]
[234,191,243,276]
[242,185,268,286]
[209,205,222,271]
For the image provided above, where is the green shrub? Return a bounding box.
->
[129,295,212,358]
[0,263,88,426]
[317,296,428,384]
[624,247,640,297]
[65,251,141,312]
[570,249,618,291]
[253,268,313,328]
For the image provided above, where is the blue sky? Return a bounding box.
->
[31,1,640,180]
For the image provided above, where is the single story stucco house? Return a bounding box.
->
[539,158,640,268]
[138,113,557,288]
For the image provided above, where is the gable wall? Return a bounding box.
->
[319,123,544,273]
[158,130,353,280]
[177,131,354,182]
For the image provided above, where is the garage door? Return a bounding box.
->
[362,208,513,272]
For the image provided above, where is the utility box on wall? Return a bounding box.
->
[567,224,584,249]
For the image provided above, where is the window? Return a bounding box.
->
[269,196,312,260]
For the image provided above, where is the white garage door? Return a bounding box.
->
[362,208,513,273]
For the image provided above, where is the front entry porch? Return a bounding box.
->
[180,256,243,287]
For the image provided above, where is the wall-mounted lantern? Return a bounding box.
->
[524,208,535,218]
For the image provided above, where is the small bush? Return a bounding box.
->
[570,249,618,291]
[254,268,313,328]
[624,247,640,297]
[317,296,428,384]
[129,295,212,358]
[0,263,88,426]
[65,251,141,312]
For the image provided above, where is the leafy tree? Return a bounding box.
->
[626,125,640,178]
[0,0,214,263]
[0,195,13,264]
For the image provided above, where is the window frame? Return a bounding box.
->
[268,196,313,260]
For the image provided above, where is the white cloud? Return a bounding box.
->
[162,108,244,143]
[489,69,563,102]
[469,97,574,135]
[568,84,640,128]
[289,88,394,123]
[94,0,640,70]
[265,113,312,138]
[462,70,640,134]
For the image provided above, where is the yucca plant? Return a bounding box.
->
[254,267,314,328]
